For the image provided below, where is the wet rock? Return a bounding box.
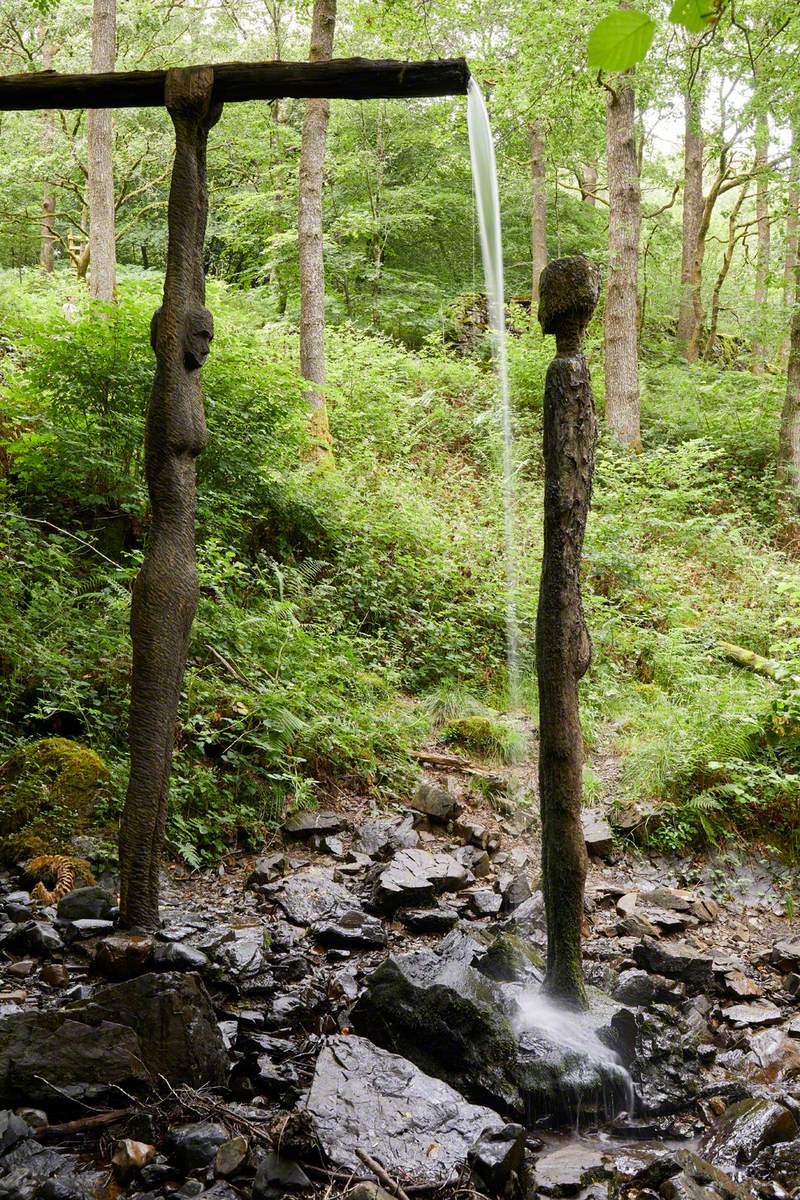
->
[400,907,459,933]
[93,933,154,979]
[504,891,546,933]
[354,814,419,859]
[306,1034,502,1184]
[476,933,544,984]
[0,971,228,1104]
[582,810,614,859]
[213,927,268,986]
[613,969,678,1007]
[500,873,532,912]
[245,854,287,890]
[467,1123,526,1191]
[311,911,387,949]
[272,868,364,926]
[701,1098,797,1170]
[4,921,62,957]
[374,849,470,911]
[170,1122,229,1172]
[0,1110,32,1154]
[410,781,459,822]
[56,886,115,923]
[152,941,209,972]
[111,1139,156,1184]
[612,1005,704,1115]
[215,1135,249,1177]
[750,1139,800,1190]
[633,937,713,989]
[534,1143,607,1196]
[252,1152,312,1196]
[722,1000,782,1028]
[282,810,345,839]
[40,963,69,988]
[771,939,800,972]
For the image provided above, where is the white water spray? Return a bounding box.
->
[467,79,521,709]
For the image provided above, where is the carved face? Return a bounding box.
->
[149,305,214,369]
[183,306,214,369]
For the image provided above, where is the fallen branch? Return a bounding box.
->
[718,641,800,684]
[41,1108,131,1138]
[355,1149,413,1200]
[409,750,504,783]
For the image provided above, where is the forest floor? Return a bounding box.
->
[1,732,799,1200]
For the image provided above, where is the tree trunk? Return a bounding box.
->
[752,109,770,374]
[704,186,746,358]
[39,40,56,272]
[536,255,600,1008]
[578,162,598,206]
[778,303,800,540]
[604,71,641,446]
[87,0,116,301]
[118,67,221,930]
[781,141,798,367]
[529,121,547,304]
[298,0,336,461]
[676,84,704,355]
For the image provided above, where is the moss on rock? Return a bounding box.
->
[0,738,109,863]
[443,715,525,764]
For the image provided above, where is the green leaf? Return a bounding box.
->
[587,10,657,71]
[669,0,717,32]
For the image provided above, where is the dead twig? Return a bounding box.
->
[355,1149,413,1200]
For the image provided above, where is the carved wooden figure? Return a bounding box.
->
[536,255,600,1007]
[118,67,221,929]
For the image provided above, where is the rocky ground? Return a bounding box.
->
[1,754,799,1200]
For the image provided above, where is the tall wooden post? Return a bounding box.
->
[118,67,221,929]
[536,255,600,1008]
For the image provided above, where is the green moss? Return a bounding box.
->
[442,715,527,764]
[0,738,109,862]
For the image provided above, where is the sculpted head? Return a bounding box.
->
[149,305,214,369]
[538,255,600,353]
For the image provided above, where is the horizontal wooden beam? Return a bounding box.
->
[0,57,470,112]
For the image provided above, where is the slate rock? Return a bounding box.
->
[467,1124,526,1191]
[306,1035,502,1184]
[500,873,532,913]
[400,906,460,933]
[534,1143,607,1196]
[633,937,713,988]
[582,810,614,858]
[409,781,459,822]
[56,886,115,923]
[4,921,62,957]
[353,814,419,859]
[93,933,154,980]
[170,1122,228,1172]
[282,810,345,840]
[213,928,267,984]
[611,1005,705,1116]
[723,1000,782,1028]
[374,849,471,912]
[613,969,678,1007]
[245,854,287,890]
[252,1152,312,1196]
[771,939,800,972]
[0,971,228,1104]
[701,1098,797,1170]
[272,868,364,926]
[750,1139,800,1190]
[0,1110,32,1154]
[468,889,503,917]
[152,942,209,973]
[311,911,387,949]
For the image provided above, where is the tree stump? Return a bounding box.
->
[118,67,221,930]
[536,255,600,1008]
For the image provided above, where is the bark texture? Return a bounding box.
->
[39,41,55,273]
[578,163,598,206]
[298,0,336,459]
[778,271,800,529]
[87,0,116,300]
[536,255,600,1009]
[118,67,221,930]
[781,143,798,366]
[604,73,641,446]
[704,186,746,358]
[676,85,704,354]
[529,121,547,304]
[752,109,771,375]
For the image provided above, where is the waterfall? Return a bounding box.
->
[467,79,521,709]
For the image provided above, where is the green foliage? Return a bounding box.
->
[443,715,527,764]
[587,10,657,72]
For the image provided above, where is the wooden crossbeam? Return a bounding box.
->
[0,57,470,112]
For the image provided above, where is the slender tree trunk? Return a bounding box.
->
[529,121,547,304]
[677,84,704,355]
[118,67,221,930]
[781,141,799,367]
[704,186,747,358]
[39,39,56,273]
[604,71,641,446]
[298,0,336,461]
[778,297,800,541]
[536,255,600,1008]
[578,162,598,206]
[87,0,116,301]
[752,109,770,375]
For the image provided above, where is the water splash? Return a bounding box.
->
[467,79,521,709]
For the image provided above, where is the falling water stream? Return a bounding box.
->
[467,80,521,709]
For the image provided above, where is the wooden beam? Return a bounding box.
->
[0,57,470,112]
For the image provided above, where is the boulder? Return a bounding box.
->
[245,854,287,890]
[633,938,713,989]
[282,810,345,840]
[0,972,228,1104]
[373,849,471,912]
[611,1005,705,1116]
[306,1035,503,1184]
[581,811,614,859]
[535,1143,608,1196]
[771,939,800,973]
[467,1124,526,1192]
[353,814,419,859]
[170,1122,229,1172]
[613,969,679,1008]
[400,907,460,933]
[93,933,154,980]
[311,911,387,950]
[722,1000,782,1029]
[701,1098,797,1170]
[271,869,364,927]
[409,781,459,822]
[4,921,62,957]
[56,886,115,923]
